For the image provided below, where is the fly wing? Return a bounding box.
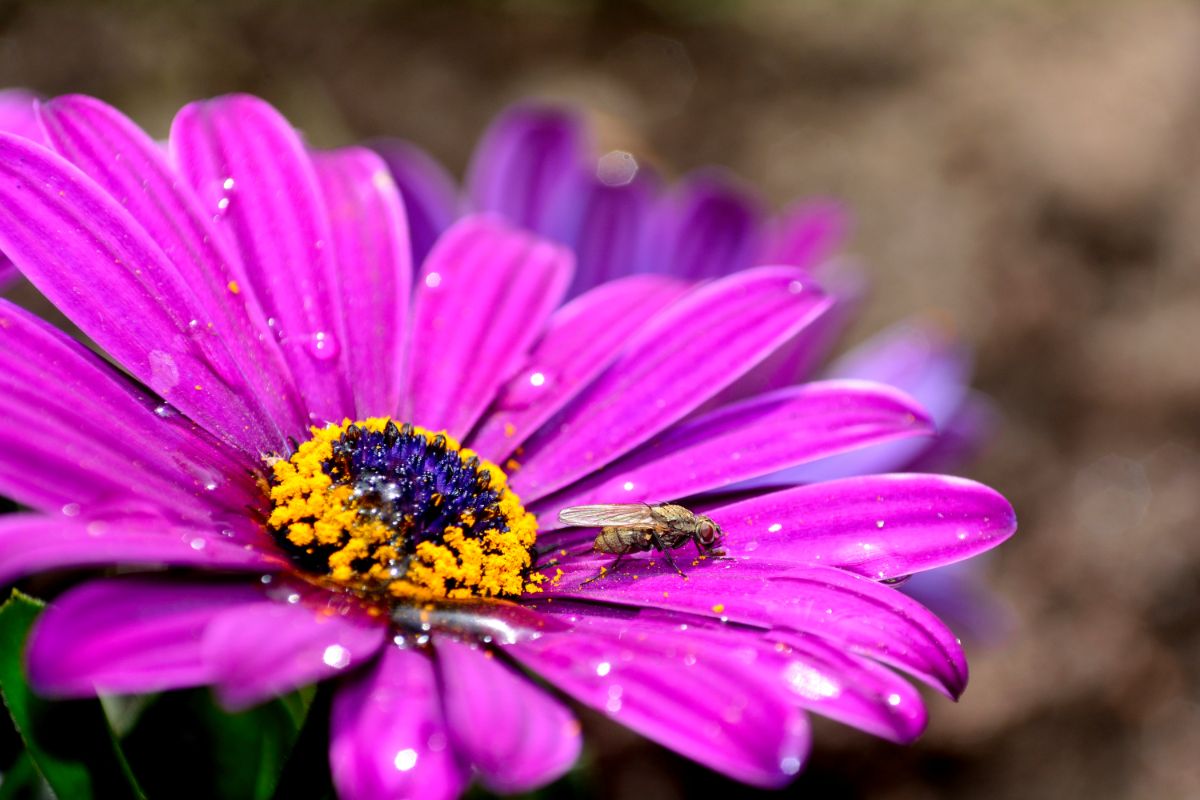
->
[557,504,659,529]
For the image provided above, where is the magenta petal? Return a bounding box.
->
[0,89,45,284]
[171,94,354,424]
[436,638,581,793]
[468,274,690,462]
[368,138,459,268]
[0,514,282,587]
[0,135,293,455]
[312,147,411,419]
[711,474,1017,578]
[465,104,588,237]
[771,632,927,743]
[758,200,850,271]
[648,171,763,280]
[0,299,259,517]
[513,267,833,501]
[544,560,967,699]
[38,94,306,442]
[403,216,573,437]
[26,578,263,697]
[330,645,467,800]
[533,380,934,527]
[202,597,385,710]
[507,607,811,788]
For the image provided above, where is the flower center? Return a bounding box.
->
[266,418,543,602]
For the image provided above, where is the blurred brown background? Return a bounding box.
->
[3,0,1199,797]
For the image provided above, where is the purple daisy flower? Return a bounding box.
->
[0,94,1015,798]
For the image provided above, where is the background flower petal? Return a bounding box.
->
[436,638,581,793]
[512,267,832,501]
[25,577,264,698]
[646,171,763,280]
[403,216,572,437]
[171,94,354,425]
[465,104,588,238]
[563,172,658,295]
[369,138,459,268]
[312,147,411,419]
[330,645,467,800]
[781,320,972,482]
[468,274,690,463]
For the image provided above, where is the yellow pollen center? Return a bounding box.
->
[266,417,545,602]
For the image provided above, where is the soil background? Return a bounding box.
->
[3,1,1199,798]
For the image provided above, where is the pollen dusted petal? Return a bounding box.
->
[330,646,467,800]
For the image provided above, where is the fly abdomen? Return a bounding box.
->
[594,527,652,555]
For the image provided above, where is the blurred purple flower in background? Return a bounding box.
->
[0,93,1015,798]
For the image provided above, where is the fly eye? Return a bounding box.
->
[698,521,716,544]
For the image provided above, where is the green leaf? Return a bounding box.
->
[270,682,335,800]
[0,590,145,800]
[122,688,305,800]
[0,752,44,800]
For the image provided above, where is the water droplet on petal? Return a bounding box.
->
[596,661,612,677]
[307,331,340,362]
[322,644,350,669]
[393,748,418,772]
[61,503,80,517]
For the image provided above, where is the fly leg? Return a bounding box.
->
[649,531,687,579]
[580,554,625,587]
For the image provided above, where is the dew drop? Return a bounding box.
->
[780,756,802,775]
[190,538,206,551]
[307,331,340,361]
[876,520,886,528]
[393,748,418,772]
[622,481,635,492]
[154,403,179,419]
[787,280,805,294]
[767,523,782,533]
[426,732,447,752]
[222,177,235,191]
[322,644,351,669]
[528,371,546,387]
[596,661,612,677]
[887,693,902,706]
[424,272,442,288]
[61,503,80,517]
